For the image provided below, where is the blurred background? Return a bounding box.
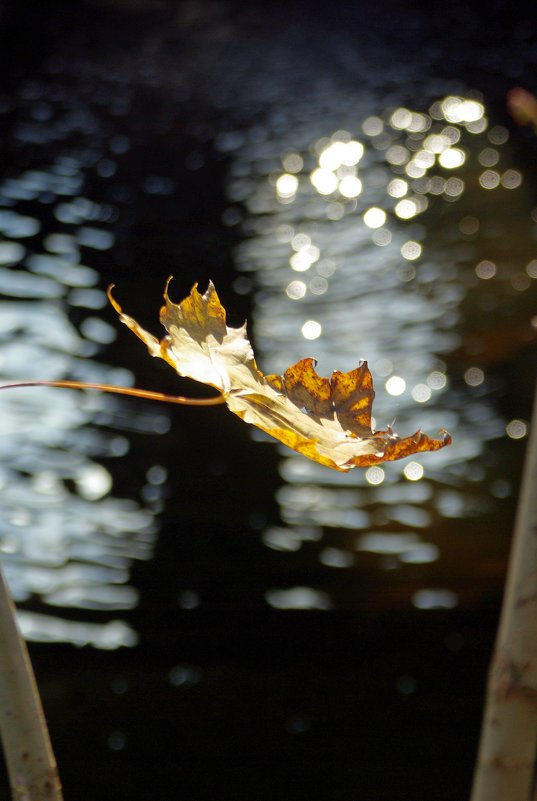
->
[0,0,537,798]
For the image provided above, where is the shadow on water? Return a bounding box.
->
[1,1,537,800]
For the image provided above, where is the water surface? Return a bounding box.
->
[1,2,536,800]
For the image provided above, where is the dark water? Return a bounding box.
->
[1,1,537,799]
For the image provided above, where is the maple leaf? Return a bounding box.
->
[107,279,451,472]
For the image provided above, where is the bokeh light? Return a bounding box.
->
[319,141,349,170]
[427,371,447,390]
[386,145,409,165]
[310,168,338,194]
[276,173,299,198]
[506,419,528,439]
[362,116,383,136]
[385,376,406,396]
[290,245,320,271]
[444,177,464,197]
[475,260,496,279]
[464,367,485,387]
[394,199,419,219]
[526,260,537,279]
[501,170,522,189]
[282,152,303,173]
[339,175,362,198]
[401,241,422,260]
[403,462,424,481]
[363,207,386,228]
[309,276,328,295]
[441,96,484,124]
[301,320,322,340]
[479,170,500,189]
[438,148,465,169]
[365,467,385,485]
[286,280,307,299]
[387,178,408,198]
[478,147,499,166]
[411,384,432,403]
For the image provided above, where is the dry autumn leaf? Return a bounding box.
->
[108,279,451,471]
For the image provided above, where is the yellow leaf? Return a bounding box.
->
[108,279,451,471]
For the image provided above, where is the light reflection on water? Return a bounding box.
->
[230,92,537,611]
[0,175,167,646]
[2,46,536,640]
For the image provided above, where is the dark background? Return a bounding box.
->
[1,1,537,799]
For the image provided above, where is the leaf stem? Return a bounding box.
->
[0,563,63,801]
[0,380,226,406]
